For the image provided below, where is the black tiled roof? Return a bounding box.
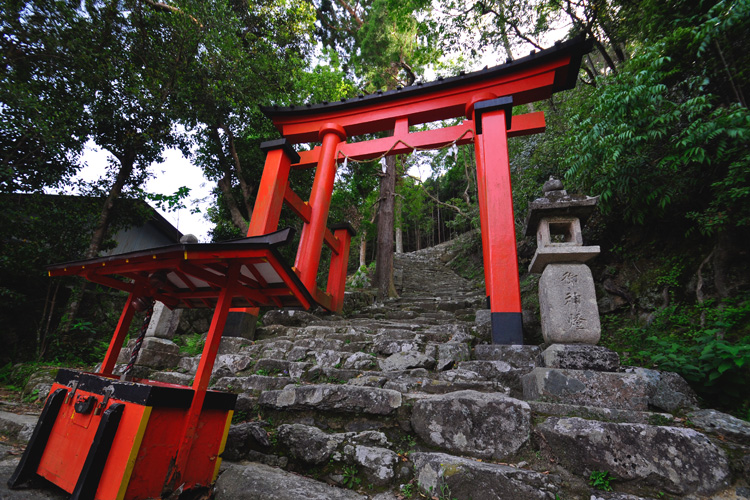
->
[261,35,592,119]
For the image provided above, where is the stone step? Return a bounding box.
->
[213,374,293,393]
[215,462,367,500]
[521,367,700,413]
[473,344,541,368]
[536,417,731,496]
[259,384,402,416]
[528,401,676,425]
[412,452,561,500]
[408,390,531,460]
[276,424,400,486]
[0,410,37,443]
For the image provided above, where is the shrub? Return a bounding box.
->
[620,294,750,417]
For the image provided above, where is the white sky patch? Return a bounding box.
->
[145,149,214,242]
[75,141,214,242]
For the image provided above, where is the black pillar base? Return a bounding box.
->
[491,312,523,345]
[222,311,258,339]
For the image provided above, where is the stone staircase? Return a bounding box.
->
[2,241,749,500]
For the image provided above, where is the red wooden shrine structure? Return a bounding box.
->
[8,35,589,500]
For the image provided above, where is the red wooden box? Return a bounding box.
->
[11,369,235,500]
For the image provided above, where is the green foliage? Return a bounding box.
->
[181,0,318,240]
[447,231,484,283]
[267,429,279,447]
[427,482,458,500]
[589,470,614,491]
[315,0,438,90]
[564,2,750,233]
[0,195,104,359]
[348,263,376,289]
[433,0,564,62]
[400,483,415,498]
[0,361,66,393]
[0,364,14,388]
[655,258,685,289]
[173,332,206,357]
[395,434,418,456]
[342,465,361,489]
[398,174,435,250]
[613,294,750,416]
[134,186,197,214]
[231,411,248,424]
[648,414,673,426]
[0,0,91,192]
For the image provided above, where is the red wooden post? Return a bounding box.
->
[473,136,492,308]
[295,122,346,294]
[473,97,523,344]
[326,224,356,313]
[466,94,497,309]
[99,292,137,376]
[170,263,239,487]
[247,139,301,236]
[230,140,301,329]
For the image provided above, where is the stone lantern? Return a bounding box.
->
[524,178,601,345]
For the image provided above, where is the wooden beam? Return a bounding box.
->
[291,112,545,169]
[283,184,312,222]
[323,228,341,255]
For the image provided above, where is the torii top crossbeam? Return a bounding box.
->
[262,35,590,143]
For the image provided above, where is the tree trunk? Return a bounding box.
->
[395,194,403,254]
[375,154,398,300]
[359,233,367,268]
[436,190,442,244]
[86,151,136,259]
[61,151,136,334]
[36,280,59,360]
[713,230,739,298]
[498,0,513,61]
[211,126,250,234]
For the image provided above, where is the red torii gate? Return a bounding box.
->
[247,35,591,344]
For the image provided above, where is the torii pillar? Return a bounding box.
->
[471,96,523,344]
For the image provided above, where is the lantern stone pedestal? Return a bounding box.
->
[524,178,601,345]
[521,179,633,404]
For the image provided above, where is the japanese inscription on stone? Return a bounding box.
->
[561,274,586,330]
[539,263,601,344]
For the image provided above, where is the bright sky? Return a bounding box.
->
[76,141,215,242]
